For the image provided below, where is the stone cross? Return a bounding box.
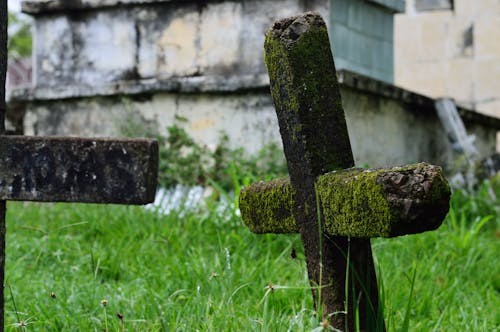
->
[239,12,450,331]
[0,4,158,330]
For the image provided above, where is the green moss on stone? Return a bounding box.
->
[264,16,354,172]
[240,163,450,238]
[239,178,298,234]
[316,168,396,238]
[264,34,300,144]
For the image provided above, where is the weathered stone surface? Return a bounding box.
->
[16,0,331,99]
[0,136,158,204]
[1,2,7,330]
[265,12,354,178]
[240,163,450,237]
[240,178,296,234]
[21,93,280,156]
[22,1,316,92]
[22,0,177,14]
[264,12,380,330]
[12,71,500,168]
[11,0,500,168]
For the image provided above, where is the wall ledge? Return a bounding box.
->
[22,0,181,14]
[22,0,406,15]
[337,70,500,129]
[11,69,500,129]
[9,74,271,100]
[368,0,405,13]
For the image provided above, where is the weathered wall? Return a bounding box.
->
[11,0,500,171]
[21,72,500,169]
[13,0,330,154]
[19,0,402,95]
[23,92,280,154]
[341,86,495,168]
[26,0,328,92]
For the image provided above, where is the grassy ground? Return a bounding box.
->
[3,183,499,331]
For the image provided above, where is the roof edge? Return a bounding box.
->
[368,0,405,13]
[23,0,405,15]
[337,70,500,129]
[21,0,175,15]
[8,75,271,100]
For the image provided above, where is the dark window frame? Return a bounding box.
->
[414,0,454,11]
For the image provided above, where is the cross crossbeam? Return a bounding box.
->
[240,163,450,237]
[240,12,451,331]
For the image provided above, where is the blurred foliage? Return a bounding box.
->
[8,11,32,58]
[156,123,288,191]
[117,99,288,190]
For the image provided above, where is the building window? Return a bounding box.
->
[366,0,406,13]
[414,0,454,11]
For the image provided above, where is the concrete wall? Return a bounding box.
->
[21,0,400,92]
[395,0,500,117]
[11,0,500,172]
[22,92,280,154]
[342,86,494,168]
[20,71,500,169]
[26,0,328,92]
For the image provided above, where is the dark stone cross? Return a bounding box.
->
[0,4,158,329]
[239,12,451,331]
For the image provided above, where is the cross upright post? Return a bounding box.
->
[239,12,450,331]
[1,1,8,328]
[0,4,158,329]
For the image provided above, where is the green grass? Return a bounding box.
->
[3,184,500,331]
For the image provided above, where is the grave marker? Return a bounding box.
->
[239,12,450,330]
[0,1,6,327]
[0,4,158,329]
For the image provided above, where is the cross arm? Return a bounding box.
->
[239,163,450,238]
[0,136,158,204]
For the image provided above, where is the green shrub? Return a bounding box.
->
[116,100,288,191]
[156,125,288,191]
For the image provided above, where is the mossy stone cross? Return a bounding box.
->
[0,5,158,329]
[239,12,451,331]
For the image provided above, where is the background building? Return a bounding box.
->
[395,0,500,117]
[7,0,500,169]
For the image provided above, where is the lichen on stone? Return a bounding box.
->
[240,163,450,238]
[317,162,450,238]
[316,168,395,238]
[264,12,354,171]
[239,178,297,234]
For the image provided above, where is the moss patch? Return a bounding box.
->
[239,178,297,234]
[317,163,450,238]
[316,168,395,237]
[264,13,354,173]
[240,163,450,238]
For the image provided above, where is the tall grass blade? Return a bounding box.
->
[401,265,417,332]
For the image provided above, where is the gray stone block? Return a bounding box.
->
[0,136,158,204]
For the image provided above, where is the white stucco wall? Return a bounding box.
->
[29,0,329,92]
[22,85,498,169]
[395,0,500,117]
[13,0,499,170]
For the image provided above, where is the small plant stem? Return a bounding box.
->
[7,283,21,323]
